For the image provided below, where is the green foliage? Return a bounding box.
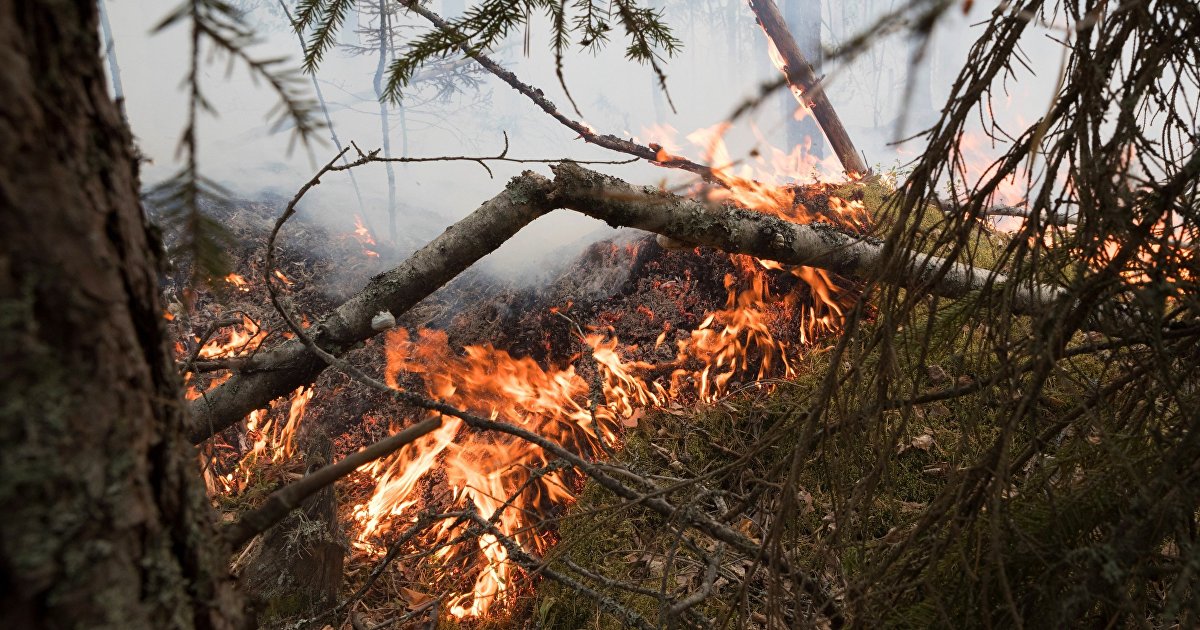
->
[151,0,324,290]
[295,0,356,73]
[146,172,238,290]
[292,1,681,105]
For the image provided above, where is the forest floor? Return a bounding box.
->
[170,176,1134,628]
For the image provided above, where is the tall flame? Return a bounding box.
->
[345,117,871,618]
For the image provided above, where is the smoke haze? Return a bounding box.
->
[106,0,1065,277]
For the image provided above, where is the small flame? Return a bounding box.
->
[212,386,314,495]
[354,215,380,258]
[225,273,251,291]
[197,315,267,359]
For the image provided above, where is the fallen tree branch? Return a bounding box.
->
[189,162,1066,443]
[222,415,443,549]
[186,168,555,443]
[402,1,723,183]
[547,162,1062,310]
[747,0,868,175]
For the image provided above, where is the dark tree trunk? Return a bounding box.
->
[0,1,243,628]
[781,0,825,157]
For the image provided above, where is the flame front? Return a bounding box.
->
[353,328,618,617]
[350,124,869,614]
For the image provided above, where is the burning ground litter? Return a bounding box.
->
[162,172,891,626]
[159,172,1152,628]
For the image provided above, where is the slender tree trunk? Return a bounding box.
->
[97,0,125,117]
[749,0,866,175]
[374,0,398,246]
[0,2,242,628]
[278,0,373,240]
[905,31,938,132]
[780,0,825,157]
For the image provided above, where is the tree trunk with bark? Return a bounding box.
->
[0,2,242,628]
[750,0,867,175]
[781,0,825,157]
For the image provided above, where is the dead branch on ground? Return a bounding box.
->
[190,161,1069,443]
[223,415,443,548]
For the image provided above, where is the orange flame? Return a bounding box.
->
[225,273,251,291]
[211,386,314,495]
[197,315,268,359]
[346,113,869,619]
[354,215,380,258]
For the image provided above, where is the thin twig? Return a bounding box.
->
[401,1,725,184]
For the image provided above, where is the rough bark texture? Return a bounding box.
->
[750,0,868,175]
[190,162,1063,444]
[0,2,242,628]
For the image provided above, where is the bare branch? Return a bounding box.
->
[985,204,1077,226]
[222,416,443,549]
[401,1,723,183]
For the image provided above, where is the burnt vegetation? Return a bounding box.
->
[3,0,1199,629]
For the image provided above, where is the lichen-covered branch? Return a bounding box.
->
[189,162,1062,442]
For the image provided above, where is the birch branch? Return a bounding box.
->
[188,162,1063,442]
[985,204,1078,226]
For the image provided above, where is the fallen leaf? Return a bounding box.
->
[795,489,814,516]
[400,587,433,609]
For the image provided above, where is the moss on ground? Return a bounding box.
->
[531,179,1142,628]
